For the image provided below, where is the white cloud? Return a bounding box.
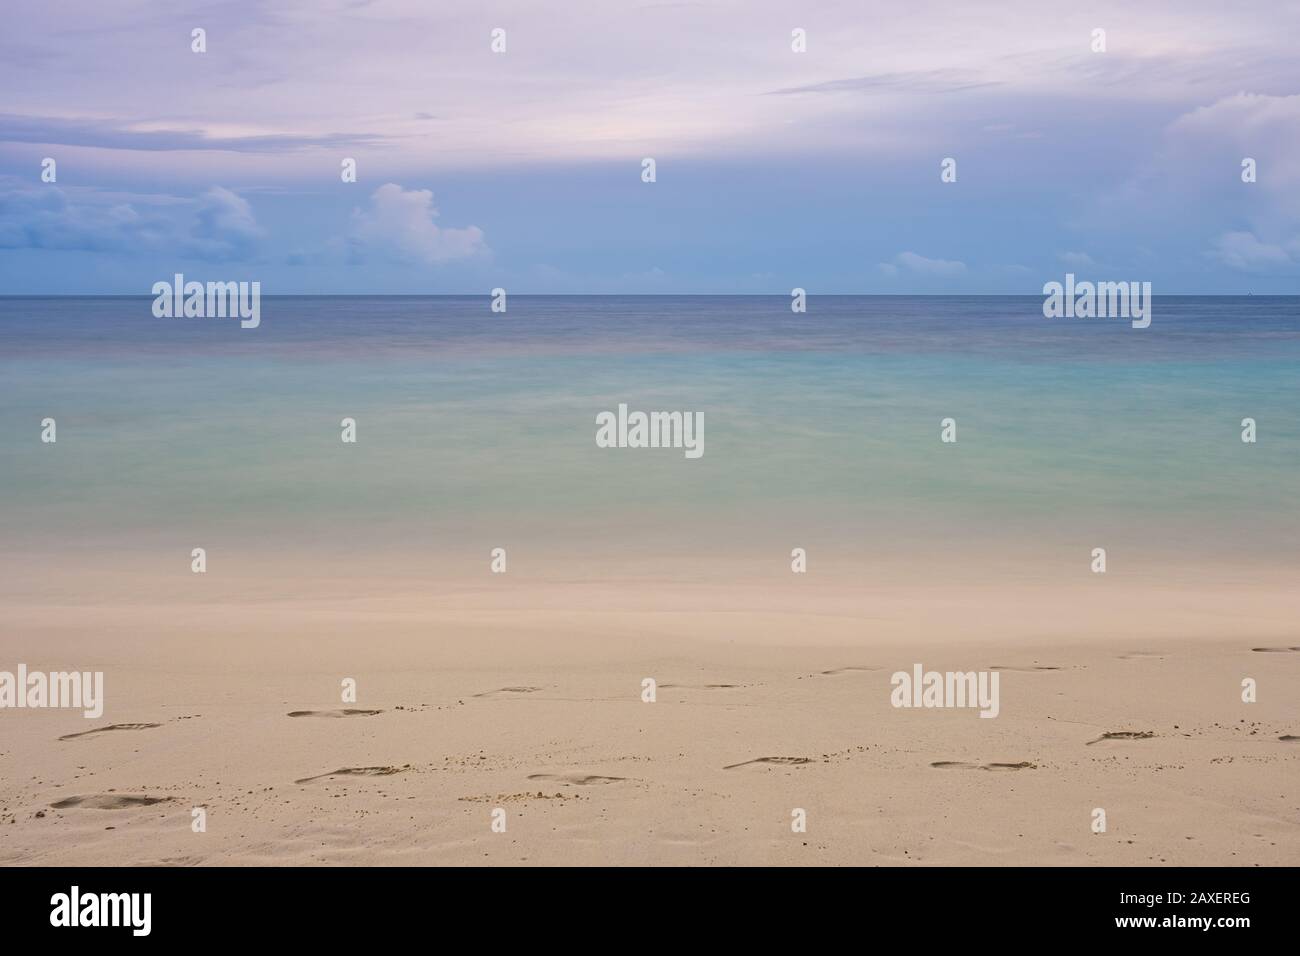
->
[184,186,263,260]
[1167,92,1300,147]
[348,183,487,265]
[1208,231,1300,273]
[879,251,968,278]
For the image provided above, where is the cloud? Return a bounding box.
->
[5,2,1300,292]
[1166,92,1300,145]
[1155,93,1300,210]
[10,0,1297,171]
[0,113,385,153]
[1068,90,1300,269]
[1207,231,1300,273]
[347,183,488,265]
[769,69,1001,97]
[0,185,162,251]
[878,251,968,278]
[0,182,263,261]
[1058,251,1096,268]
[183,187,263,260]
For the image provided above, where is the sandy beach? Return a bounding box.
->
[3,558,1296,867]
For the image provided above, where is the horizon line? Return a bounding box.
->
[3,292,1296,299]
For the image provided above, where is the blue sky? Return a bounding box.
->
[1,0,1298,294]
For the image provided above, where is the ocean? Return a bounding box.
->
[2,295,1296,580]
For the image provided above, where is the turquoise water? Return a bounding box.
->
[1,296,1296,562]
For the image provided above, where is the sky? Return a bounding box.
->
[1,0,1299,294]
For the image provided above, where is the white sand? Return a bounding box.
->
[1,569,1296,866]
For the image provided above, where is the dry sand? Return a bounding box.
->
[1,566,1297,866]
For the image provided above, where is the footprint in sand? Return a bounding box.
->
[294,766,408,784]
[58,722,162,742]
[50,794,173,809]
[1086,731,1155,745]
[286,709,384,718]
[1252,646,1300,653]
[472,687,543,698]
[723,756,814,770]
[526,773,626,786]
[930,761,1037,771]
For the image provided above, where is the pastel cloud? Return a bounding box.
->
[879,251,968,278]
[0,1,1297,292]
[4,0,1298,175]
[0,182,262,260]
[347,183,488,265]
[1208,231,1300,273]
[184,186,263,260]
[0,185,160,251]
